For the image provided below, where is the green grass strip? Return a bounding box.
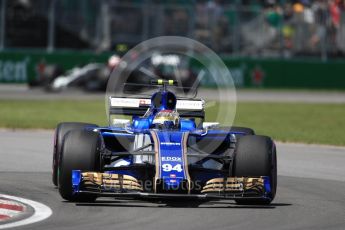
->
[0,100,344,146]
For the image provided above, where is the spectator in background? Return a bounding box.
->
[336,0,345,53]
[329,0,341,29]
[265,3,283,28]
[293,0,304,14]
[194,0,228,51]
[265,0,276,7]
[195,1,211,44]
[207,0,228,51]
[310,0,328,51]
[282,2,295,50]
[303,1,315,24]
[329,0,342,53]
[290,1,306,52]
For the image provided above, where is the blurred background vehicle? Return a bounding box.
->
[43,55,119,92]
[0,0,345,90]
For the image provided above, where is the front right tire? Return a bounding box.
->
[52,122,98,186]
[58,129,101,202]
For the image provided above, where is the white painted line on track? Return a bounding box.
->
[0,194,52,229]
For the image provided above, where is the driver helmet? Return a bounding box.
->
[152,110,180,129]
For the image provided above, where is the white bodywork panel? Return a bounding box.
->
[202,122,220,129]
[110,97,204,111]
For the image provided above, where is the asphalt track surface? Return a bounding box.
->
[0,130,345,230]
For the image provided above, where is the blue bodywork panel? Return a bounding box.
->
[155,131,187,189]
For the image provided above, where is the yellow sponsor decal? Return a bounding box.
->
[81,172,143,191]
[201,177,265,194]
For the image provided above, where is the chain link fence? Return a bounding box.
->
[0,0,344,59]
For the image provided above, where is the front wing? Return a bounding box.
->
[71,170,272,201]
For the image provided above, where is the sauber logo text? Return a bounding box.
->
[160,142,181,146]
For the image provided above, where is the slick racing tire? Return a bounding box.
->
[52,122,98,186]
[59,130,101,202]
[233,135,277,205]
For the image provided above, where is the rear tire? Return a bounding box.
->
[233,135,277,205]
[52,122,98,186]
[58,130,101,202]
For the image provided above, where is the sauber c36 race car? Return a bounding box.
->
[52,80,277,205]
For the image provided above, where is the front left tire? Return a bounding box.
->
[233,135,277,205]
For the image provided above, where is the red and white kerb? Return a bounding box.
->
[0,199,26,221]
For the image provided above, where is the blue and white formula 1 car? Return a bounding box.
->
[52,80,277,205]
